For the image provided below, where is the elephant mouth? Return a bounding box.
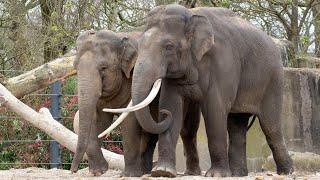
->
[101,73,122,99]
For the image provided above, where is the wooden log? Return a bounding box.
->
[4,54,76,98]
[0,83,124,170]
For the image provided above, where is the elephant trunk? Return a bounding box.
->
[131,58,171,134]
[71,55,102,172]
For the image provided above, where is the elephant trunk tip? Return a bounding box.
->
[70,117,93,173]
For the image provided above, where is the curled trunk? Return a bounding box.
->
[131,60,171,134]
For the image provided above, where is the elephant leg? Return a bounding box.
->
[201,92,231,177]
[258,83,293,174]
[227,113,250,176]
[85,111,112,176]
[96,111,113,145]
[121,114,143,177]
[140,99,160,174]
[180,102,201,175]
[151,83,183,178]
[140,132,158,174]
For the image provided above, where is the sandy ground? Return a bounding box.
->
[0,168,319,180]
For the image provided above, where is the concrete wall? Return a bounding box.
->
[282,68,320,154]
[153,68,320,173]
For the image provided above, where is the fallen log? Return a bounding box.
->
[4,54,76,98]
[0,83,124,170]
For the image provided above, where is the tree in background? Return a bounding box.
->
[0,0,319,72]
[313,4,320,57]
[230,0,319,66]
[1,0,39,71]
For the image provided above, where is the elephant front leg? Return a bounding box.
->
[151,83,183,178]
[140,132,158,174]
[121,114,144,177]
[86,111,111,176]
[181,102,201,175]
[201,92,231,177]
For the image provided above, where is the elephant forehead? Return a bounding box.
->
[144,27,158,39]
[142,27,163,46]
[160,16,185,33]
[143,23,184,46]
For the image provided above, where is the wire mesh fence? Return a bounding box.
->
[0,71,123,170]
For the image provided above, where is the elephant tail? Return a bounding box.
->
[247,115,257,131]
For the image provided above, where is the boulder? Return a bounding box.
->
[263,151,320,172]
[282,68,320,154]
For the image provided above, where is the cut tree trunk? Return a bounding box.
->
[0,82,124,170]
[3,54,76,98]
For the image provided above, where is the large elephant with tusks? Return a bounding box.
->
[105,4,293,178]
[70,29,202,177]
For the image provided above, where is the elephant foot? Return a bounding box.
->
[151,162,177,178]
[277,165,294,175]
[231,168,248,177]
[184,166,201,176]
[121,169,143,177]
[121,170,143,177]
[88,158,108,176]
[205,167,231,177]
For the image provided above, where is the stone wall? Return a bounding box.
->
[282,68,320,154]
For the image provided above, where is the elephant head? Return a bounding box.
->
[70,30,138,172]
[104,5,214,134]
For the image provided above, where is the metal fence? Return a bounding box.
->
[0,71,123,170]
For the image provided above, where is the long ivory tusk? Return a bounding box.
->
[98,101,132,138]
[102,79,162,113]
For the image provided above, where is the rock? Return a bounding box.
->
[282,68,320,154]
[263,151,320,172]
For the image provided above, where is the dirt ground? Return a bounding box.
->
[0,168,319,180]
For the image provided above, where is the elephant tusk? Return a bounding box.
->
[102,79,162,113]
[98,101,132,138]
[73,110,79,134]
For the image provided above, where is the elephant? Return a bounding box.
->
[70,29,201,177]
[105,4,293,178]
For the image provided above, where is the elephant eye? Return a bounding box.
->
[100,65,108,72]
[165,44,175,51]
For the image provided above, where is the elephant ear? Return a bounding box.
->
[120,36,138,78]
[186,15,215,61]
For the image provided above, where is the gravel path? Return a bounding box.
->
[0,167,319,180]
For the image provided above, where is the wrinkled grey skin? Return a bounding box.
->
[70,29,201,177]
[131,5,293,177]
